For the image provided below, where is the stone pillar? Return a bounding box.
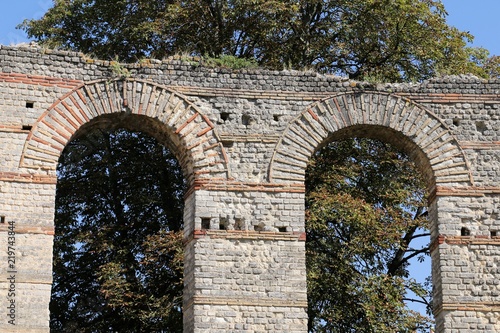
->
[0,181,56,332]
[432,195,500,333]
[182,189,308,333]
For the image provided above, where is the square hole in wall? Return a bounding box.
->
[234,218,244,231]
[254,224,264,232]
[219,218,227,230]
[242,114,253,126]
[26,101,34,108]
[220,112,230,122]
[201,218,211,230]
[222,140,234,148]
[476,121,487,134]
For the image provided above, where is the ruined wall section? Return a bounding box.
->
[0,45,498,332]
[1,47,498,188]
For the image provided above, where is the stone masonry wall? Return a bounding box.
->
[0,44,498,332]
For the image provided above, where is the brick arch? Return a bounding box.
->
[19,79,229,184]
[269,92,473,189]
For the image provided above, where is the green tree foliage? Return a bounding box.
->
[306,138,432,332]
[51,128,185,332]
[20,0,496,81]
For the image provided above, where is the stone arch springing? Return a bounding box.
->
[19,79,229,185]
[269,91,473,191]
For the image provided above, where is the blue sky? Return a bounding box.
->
[1,0,500,55]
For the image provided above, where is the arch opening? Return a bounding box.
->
[305,136,433,332]
[50,123,186,332]
[267,92,461,332]
[24,79,227,332]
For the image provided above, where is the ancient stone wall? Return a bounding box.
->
[0,44,498,332]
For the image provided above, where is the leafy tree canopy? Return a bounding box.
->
[19,0,499,81]
[306,138,432,332]
[51,128,185,332]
